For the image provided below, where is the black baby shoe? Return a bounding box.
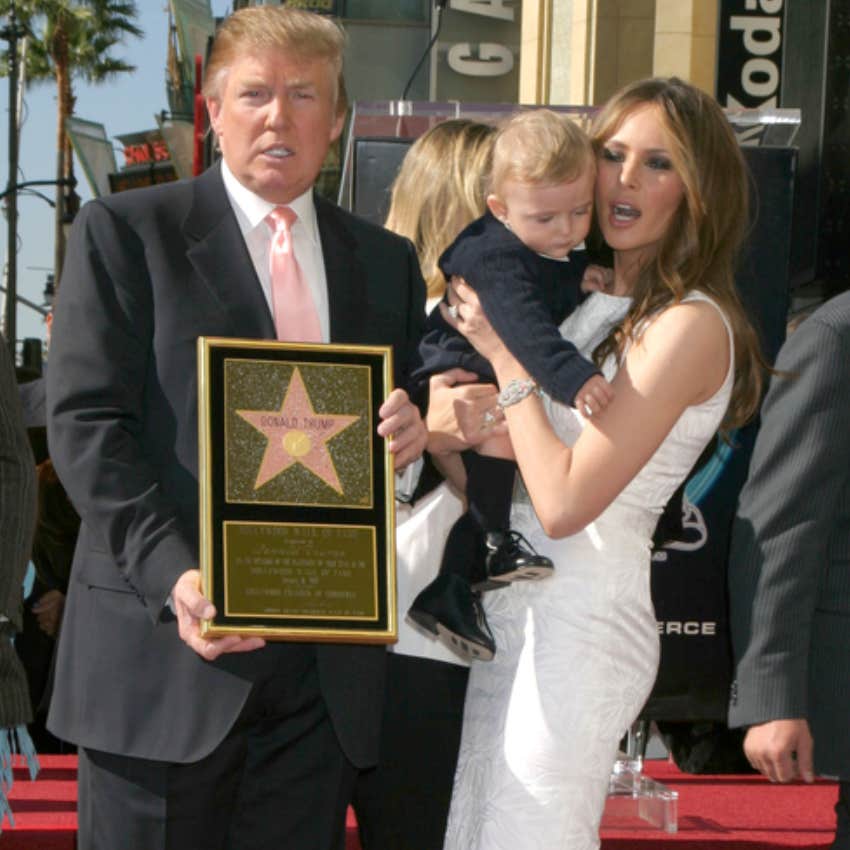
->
[474,530,554,590]
[408,573,495,661]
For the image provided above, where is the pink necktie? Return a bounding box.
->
[266,206,322,342]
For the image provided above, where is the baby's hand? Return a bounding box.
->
[575,374,613,417]
[581,264,614,293]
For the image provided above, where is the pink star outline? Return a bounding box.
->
[236,367,360,494]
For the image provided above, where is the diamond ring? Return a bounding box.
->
[481,409,496,429]
[448,304,459,320]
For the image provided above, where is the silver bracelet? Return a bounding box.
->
[497,378,540,410]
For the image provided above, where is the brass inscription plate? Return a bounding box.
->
[224,522,378,621]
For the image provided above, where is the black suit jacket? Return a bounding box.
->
[46,163,425,765]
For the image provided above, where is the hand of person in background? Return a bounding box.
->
[581,264,614,293]
[172,569,265,661]
[377,388,427,471]
[425,368,503,455]
[31,588,65,638]
[744,718,815,783]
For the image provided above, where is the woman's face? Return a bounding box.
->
[595,103,686,274]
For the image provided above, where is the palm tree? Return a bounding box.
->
[0,0,142,283]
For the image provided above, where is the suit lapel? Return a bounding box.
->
[183,163,276,340]
[315,194,368,344]
[182,177,370,344]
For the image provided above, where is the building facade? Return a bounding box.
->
[231,1,722,107]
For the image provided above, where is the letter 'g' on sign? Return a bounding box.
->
[447,43,514,76]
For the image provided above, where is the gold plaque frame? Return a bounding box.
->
[198,337,396,643]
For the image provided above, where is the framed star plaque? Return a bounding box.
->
[197,337,396,643]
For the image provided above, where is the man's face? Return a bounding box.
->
[206,48,344,204]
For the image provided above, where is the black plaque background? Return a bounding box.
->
[199,338,395,642]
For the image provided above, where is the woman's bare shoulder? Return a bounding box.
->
[641,296,728,352]
[625,296,730,403]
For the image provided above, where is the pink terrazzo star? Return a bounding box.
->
[237,367,359,494]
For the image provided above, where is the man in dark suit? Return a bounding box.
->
[728,290,850,849]
[45,7,426,849]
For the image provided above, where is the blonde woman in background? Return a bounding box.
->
[385,119,496,303]
[351,118,496,850]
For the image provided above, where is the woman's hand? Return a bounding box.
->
[426,368,504,455]
[442,277,511,367]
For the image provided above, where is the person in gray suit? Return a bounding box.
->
[729,289,850,849]
[45,7,426,850]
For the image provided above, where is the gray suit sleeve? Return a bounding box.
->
[728,314,850,727]
[0,337,37,628]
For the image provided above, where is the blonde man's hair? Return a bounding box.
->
[385,119,496,300]
[490,109,594,195]
[591,77,765,430]
[202,6,345,109]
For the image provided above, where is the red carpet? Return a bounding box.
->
[1,756,839,849]
[1,756,77,850]
[600,759,838,848]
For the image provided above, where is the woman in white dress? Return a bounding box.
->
[428,78,767,849]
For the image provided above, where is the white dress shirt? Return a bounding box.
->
[220,161,331,342]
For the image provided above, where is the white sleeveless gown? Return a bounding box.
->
[444,291,734,850]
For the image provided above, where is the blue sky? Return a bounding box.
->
[1,0,231,347]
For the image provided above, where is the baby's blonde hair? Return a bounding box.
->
[490,109,594,195]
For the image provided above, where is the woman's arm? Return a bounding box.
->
[449,281,730,538]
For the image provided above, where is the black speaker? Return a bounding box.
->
[644,145,796,723]
[737,145,797,362]
[351,137,415,226]
[781,0,850,292]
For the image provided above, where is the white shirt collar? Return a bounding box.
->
[540,242,585,262]
[220,160,319,245]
